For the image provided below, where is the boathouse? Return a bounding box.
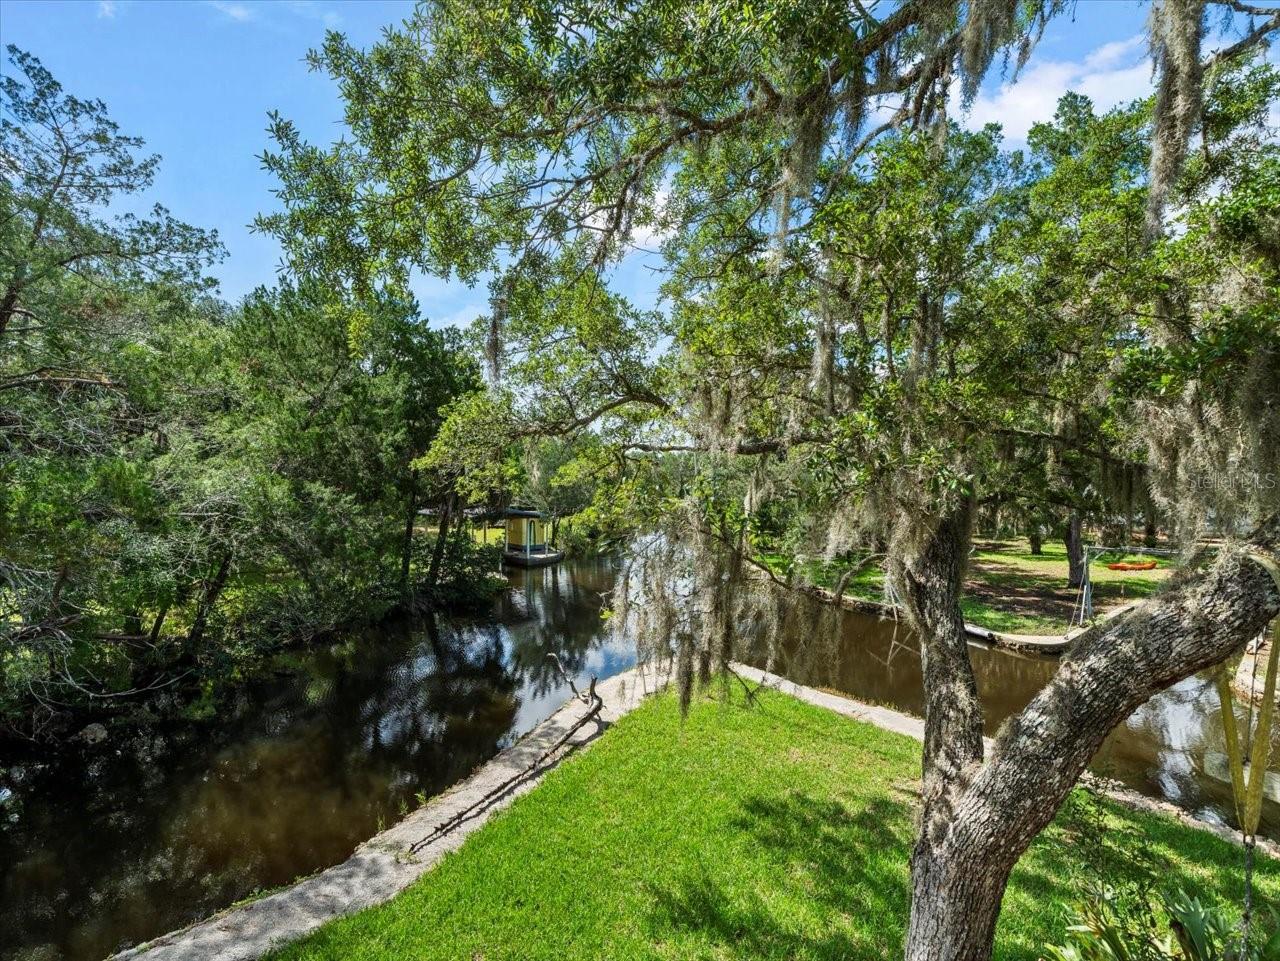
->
[503,507,564,567]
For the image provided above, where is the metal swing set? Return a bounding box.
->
[1070,544,1180,628]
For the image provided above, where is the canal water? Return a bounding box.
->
[2,557,1276,961]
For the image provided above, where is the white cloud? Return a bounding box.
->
[962,34,1152,143]
[284,1,342,28]
[201,0,343,31]
[206,1,256,23]
[581,187,671,254]
[626,188,671,251]
[434,303,485,329]
[1081,34,1146,72]
[97,0,117,18]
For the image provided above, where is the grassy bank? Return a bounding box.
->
[764,539,1174,635]
[268,685,1273,961]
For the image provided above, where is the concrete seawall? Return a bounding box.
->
[116,658,1273,960]
[113,665,666,961]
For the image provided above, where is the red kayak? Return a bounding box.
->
[1106,561,1158,571]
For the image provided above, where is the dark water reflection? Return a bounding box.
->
[2,558,1276,961]
[0,558,630,961]
[755,590,1280,842]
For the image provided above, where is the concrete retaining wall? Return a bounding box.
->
[113,666,665,961]
[116,660,1272,960]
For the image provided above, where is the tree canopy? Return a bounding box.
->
[253,3,1280,958]
[5,3,1280,958]
[0,46,490,739]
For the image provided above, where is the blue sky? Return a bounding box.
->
[0,0,1177,326]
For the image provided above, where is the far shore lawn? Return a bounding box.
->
[764,538,1175,635]
[268,685,1275,961]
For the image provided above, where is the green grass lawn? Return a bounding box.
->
[268,685,1274,961]
[417,522,508,546]
[763,539,1174,635]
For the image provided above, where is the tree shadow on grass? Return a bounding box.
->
[645,791,914,960]
[996,792,1280,960]
[644,781,1280,961]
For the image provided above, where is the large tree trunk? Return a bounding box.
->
[1064,512,1085,588]
[892,498,991,959]
[894,500,983,804]
[1028,526,1043,555]
[901,513,1280,961]
[905,845,1011,961]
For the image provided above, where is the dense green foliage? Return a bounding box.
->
[1045,884,1280,961]
[257,6,1280,956]
[267,686,1280,961]
[270,1,1280,577]
[0,47,491,738]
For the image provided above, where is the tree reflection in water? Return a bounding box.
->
[0,557,631,961]
[4,555,1274,961]
[753,585,1280,843]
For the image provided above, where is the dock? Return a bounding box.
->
[503,548,565,568]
